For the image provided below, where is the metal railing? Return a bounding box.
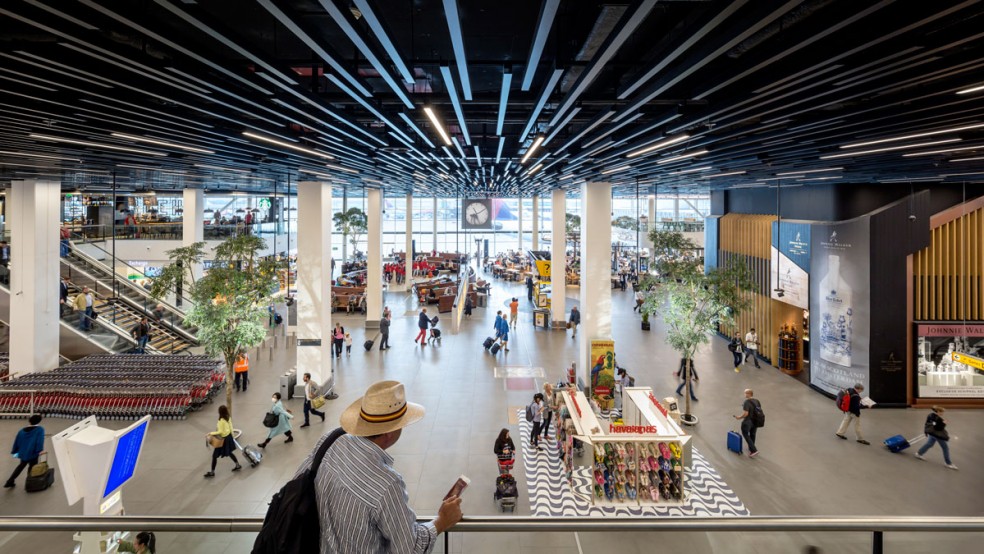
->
[0,515,982,553]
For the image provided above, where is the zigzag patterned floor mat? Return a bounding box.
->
[519,410,749,517]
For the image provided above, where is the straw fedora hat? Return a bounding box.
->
[340,381,426,436]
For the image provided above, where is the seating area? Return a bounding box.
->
[331,286,366,313]
[0,355,225,420]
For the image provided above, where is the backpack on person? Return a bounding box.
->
[525,403,535,422]
[251,427,346,554]
[836,389,851,412]
[751,400,765,428]
[627,376,636,387]
[274,313,283,325]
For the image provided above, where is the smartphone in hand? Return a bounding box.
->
[444,475,471,500]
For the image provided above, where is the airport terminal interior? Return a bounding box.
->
[1,1,984,553]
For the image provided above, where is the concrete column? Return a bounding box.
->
[579,181,613,385]
[646,194,656,253]
[673,193,680,221]
[518,197,524,252]
[550,189,567,326]
[365,188,382,326]
[296,181,333,387]
[10,179,60,375]
[341,189,348,263]
[182,188,204,280]
[532,195,539,250]
[405,193,413,287]
[432,197,438,253]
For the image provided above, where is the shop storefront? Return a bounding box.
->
[914,323,984,399]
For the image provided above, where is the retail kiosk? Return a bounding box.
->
[52,416,151,554]
[556,385,691,507]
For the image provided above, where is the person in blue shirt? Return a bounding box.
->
[495,311,510,352]
[5,415,45,488]
[493,311,504,339]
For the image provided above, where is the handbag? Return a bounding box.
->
[263,412,279,428]
[29,454,48,478]
[208,435,225,448]
[311,396,327,410]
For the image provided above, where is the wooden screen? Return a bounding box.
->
[718,214,776,361]
[913,204,984,321]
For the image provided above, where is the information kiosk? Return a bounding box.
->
[52,416,151,554]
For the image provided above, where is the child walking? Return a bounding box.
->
[344,333,353,356]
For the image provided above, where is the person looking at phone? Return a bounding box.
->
[295,380,462,553]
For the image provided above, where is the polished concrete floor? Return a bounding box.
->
[1,265,982,553]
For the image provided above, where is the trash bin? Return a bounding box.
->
[279,371,296,400]
[477,293,487,307]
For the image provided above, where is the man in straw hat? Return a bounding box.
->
[294,380,462,552]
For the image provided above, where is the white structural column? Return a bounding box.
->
[296,181,333,387]
[432,197,438,252]
[579,181,613,384]
[10,180,61,375]
[182,188,204,280]
[531,195,539,250]
[550,188,567,326]
[365,188,383,326]
[404,193,413,288]
[518,198,524,252]
[647,194,656,251]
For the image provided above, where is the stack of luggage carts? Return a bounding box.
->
[0,355,225,420]
[494,450,518,512]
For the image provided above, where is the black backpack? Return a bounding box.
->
[751,400,765,428]
[251,427,346,554]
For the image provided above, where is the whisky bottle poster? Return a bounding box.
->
[809,217,870,395]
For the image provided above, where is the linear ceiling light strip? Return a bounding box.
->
[519,68,564,143]
[439,66,471,145]
[352,0,414,84]
[496,72,513,136]
[521,0,561,91]
[442,0,473,101]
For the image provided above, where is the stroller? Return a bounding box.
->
[493,473,518,512]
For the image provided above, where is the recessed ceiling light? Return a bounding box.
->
[423,107,452,146]
[656,149,709,165]
[902,145,984,157]
[956,83,984,95]
[601,164,631,175]
[626,134,690,159]
[841,124,984,149]
[242,131,333,159]
[776,167,843,176]
[28,133,166,156]
[820,139,961,160]
[110,132,214,154]
[520,136,545,164]
[950,156,984,163]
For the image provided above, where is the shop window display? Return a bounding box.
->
[916,324,984,398]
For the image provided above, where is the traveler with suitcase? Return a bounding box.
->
[258,392,294,448]
[204,405,242,477]
[914,406,958,470]
[4,414,46,489]
[378,312,391,350]
[733,389,764,458]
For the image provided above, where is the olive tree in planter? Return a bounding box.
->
[333,207,368,262]
[150,235,281,416]
[640,230,753,425]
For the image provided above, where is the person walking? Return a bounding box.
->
[729,332,744,372]
[541,383,557,440]
[415,308,430,346]
[494,428,515,467]
[204,405,241,477]
[633,289,644,312]
[233,353,249,392]
[258,392,294,448]
[496,312,510,352]
[464,296,473,318]
[744,327,761,368]
[117,531,156,553]
[332,323,345,358]
[569,306,580,338]
[73,287,94,331]
[60,224,71,258]
[526,275,534,301]
[300,373,326,428]
[915,406,958,469]
[675,359,698,401]
[294,380,462,552]
[494,310,504,339]
[528,393,545,450]
[344,333,353,356]
[59,276,70,318]
[131,317,151,354]
[509,298,519,328]
[379,312,391,350]
[835,383,870,445]
[733,389,763,457]
[4,415,45,489]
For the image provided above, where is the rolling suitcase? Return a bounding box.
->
[490,342,501,355]
[364,332,379,351]
[25,456,55,493]
[884,434,925,453]
[727,430,743,454]
[242,445,263,467]
[483,337,495,349]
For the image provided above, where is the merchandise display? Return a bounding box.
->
[916,325,984,398]
[778,324,800,375]
[0,355,225,419]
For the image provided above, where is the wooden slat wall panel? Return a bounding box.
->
[718,214,776,361]
[913,206,984,321]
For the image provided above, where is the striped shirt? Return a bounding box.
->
[294,433,437,554]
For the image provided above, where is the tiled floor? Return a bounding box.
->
[1,264,982,553]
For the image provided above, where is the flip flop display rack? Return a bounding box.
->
[0,355,225,420]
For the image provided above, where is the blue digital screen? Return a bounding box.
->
[103,420,148,498]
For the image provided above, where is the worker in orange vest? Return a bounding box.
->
[233,353,249,392]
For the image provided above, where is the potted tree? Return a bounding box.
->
[333,207,368,262]
[640,230,753,425]
[150,235,282,416]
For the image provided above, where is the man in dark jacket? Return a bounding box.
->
[526,275,534,301]
[379,312,391,350]
[59,276,70,317]
[569,306,580,338]
[835,383,870,445]
[131,317,151,354]
[4,415,45,488]
[415,308,430,346]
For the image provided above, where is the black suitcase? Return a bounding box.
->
[25,467,54,493]
[483,337,495,349]
[490,342,501,355]
[364,332,379,351]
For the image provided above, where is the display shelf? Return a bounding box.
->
[777,325,801,375]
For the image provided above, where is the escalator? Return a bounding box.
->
[62,241,198,353]
[0,282,137,360]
